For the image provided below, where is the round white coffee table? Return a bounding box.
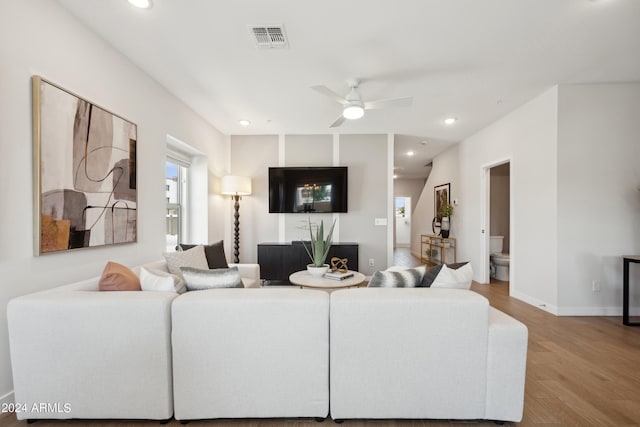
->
[289,270,366,291]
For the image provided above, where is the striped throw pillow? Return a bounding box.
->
[368,265,427,288]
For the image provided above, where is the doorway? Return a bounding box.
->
[394,197,411,248]
[481,160,512,291]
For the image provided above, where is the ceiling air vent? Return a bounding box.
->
[249,25,289,49]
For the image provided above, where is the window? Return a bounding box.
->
[166,159,189,252]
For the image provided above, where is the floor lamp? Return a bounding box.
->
[221,175,252,263]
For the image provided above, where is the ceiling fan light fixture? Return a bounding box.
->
[343,104,364,120]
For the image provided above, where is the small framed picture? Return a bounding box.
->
[434,183,450,221]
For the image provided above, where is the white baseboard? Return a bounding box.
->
[0,390,14,406]
[510,290,640,317]
[557,306,640,316]
[510,290,559,315]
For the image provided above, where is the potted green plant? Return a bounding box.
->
[439,203,453,238]
[302,218,336,277]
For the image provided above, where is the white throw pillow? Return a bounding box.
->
[431,262,473,289]
[139,267,186,293]
[163,245,209,279]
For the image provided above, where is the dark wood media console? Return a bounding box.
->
[258,241,359,284]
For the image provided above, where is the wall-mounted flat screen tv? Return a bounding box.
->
[269,167,348,213]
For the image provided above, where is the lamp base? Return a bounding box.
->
[233,195,240,263]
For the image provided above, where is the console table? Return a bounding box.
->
[420,234,456,266]
[623,255,640,326]
[258,242,359,284]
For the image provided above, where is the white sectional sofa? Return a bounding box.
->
[172,288,329,420]
[7,261,527,423]
[6,259,261,421]
[7,281,177,421]
[330,288,528,422]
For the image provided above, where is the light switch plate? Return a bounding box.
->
[374,218,387,226]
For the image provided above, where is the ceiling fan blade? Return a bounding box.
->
[311,85,348,105]
[364,96,413,110]
[329,115,346,128]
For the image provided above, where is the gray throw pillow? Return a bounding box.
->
[421,262,469,287]
[163,245,209,280]
[368,265,426,288]
[178,241,229,269]
[180,266,243,291]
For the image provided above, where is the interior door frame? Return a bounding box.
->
[394,196,412,248]
[480,157,512,285]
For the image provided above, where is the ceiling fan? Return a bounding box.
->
[311,79,413,128]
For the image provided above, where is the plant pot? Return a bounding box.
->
[307,264,329,277]
[441,217,450,238]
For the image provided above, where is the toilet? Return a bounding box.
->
[489,236,510,282]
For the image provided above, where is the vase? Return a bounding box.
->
[441,217,450,238]
[307,264,329,277]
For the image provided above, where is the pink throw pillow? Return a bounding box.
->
[98,261,141,291]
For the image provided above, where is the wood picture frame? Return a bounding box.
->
[32,76,138,255]
[434,183,450,222]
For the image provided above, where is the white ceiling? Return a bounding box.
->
[56,0,640,178]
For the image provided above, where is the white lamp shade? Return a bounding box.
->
[221,175,252,196]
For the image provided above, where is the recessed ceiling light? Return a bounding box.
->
[238,119,251,127]
[128,0,152,8]
[393,175,398,179]
[406,151,415,156]
[444,117,458,125]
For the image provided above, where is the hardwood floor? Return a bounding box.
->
[2,280,639,427]
[393,247,422,268]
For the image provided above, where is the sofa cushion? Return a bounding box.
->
[431,263,473,289]
[368,265,426,288]
[163,245,209,279]
[422,262,469,287]
[178,241,228,269]
[98,261,141,291]
[180,266,243,291]
[140,267,186,294]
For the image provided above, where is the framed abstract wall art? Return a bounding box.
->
[32,76,137,255]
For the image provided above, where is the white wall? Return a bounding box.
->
[557,83,640,315]
[393,178,425,248]
[416,83,640,317]
[411,146,460,259]
[229,135,279,262]
[431,88,559,313]
[229,133,390,275]
[459,88,559,311]
[393,179,425,213]
[339,134,389,274]
[0,0,227,404]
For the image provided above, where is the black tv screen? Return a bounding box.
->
[269,167,348,213]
